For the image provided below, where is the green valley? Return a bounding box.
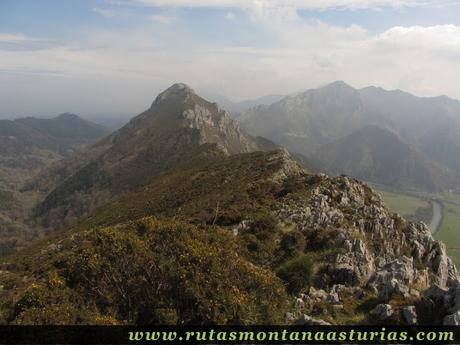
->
[377,187,460,267]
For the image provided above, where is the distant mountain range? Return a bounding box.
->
[239,81,460,192]
[0,113,107,157]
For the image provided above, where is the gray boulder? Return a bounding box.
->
[370,304,393,320]
[295,314,331,326]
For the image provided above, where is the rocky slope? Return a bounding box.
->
[274,170,459,325]
[1,149,459,325]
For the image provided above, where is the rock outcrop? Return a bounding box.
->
[275,173,459,324]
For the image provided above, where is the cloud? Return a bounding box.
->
[2,19,460,117]
[224,12,235,20]
[92,6,133,17]
[0,33,35,42]
[375,24,460,51]
[0,33,59,51]
[121,0,460,25]
[150,14,175,24]
[130,0,459,10]
[93,7,116,17]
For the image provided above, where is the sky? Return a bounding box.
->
[1,0,460,118]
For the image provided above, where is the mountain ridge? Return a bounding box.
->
[239,81,460,192]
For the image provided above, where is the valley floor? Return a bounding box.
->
[375,185,460,267]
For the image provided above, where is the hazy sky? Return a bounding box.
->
[1,0,460,118]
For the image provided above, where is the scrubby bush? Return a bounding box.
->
[2,217,289,325]
[240,213,280,266]
[280,230,306,257]
[304,227,339,251]
[276,254,314,294]
[9,278,99,325]
[249,213,278,239]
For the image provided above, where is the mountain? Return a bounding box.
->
[0,112,108,194]
[0,114,108,256]
[358,86,460,140]
[314,125,456,192]
[1,149,459,325]
[419,122,460,176]
[16,113,107,144]
[233,94,286,115]
[0,113,107,159]
[238,81,388,155]
[30,83,271,230]
[239,81,460,192]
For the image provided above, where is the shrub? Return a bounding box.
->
[276,254,314,294]
[3,217,289,325]
[304,227,339,251]
[280,230,305,257]
[248,213,278,240]
[240,213,280,266]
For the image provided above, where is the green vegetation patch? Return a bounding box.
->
[276,254,314,294]
[0,217,289,325]
[377,189,429,219]
[435,203,460,267]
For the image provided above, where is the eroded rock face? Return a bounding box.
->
[370,304,394,320]
[275,173,459,325]
[367,256,424,299]
[333,238,375,286]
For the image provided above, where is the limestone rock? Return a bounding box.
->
[370,304,393,320]
[295,314,331,326]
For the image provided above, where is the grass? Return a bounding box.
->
[435,202,460,268]
[376,189,429,219]
[440,192,460,205]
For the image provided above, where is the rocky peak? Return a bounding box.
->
[142,84,265,155]
[323,80,355,91]
[152,83,196,106]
